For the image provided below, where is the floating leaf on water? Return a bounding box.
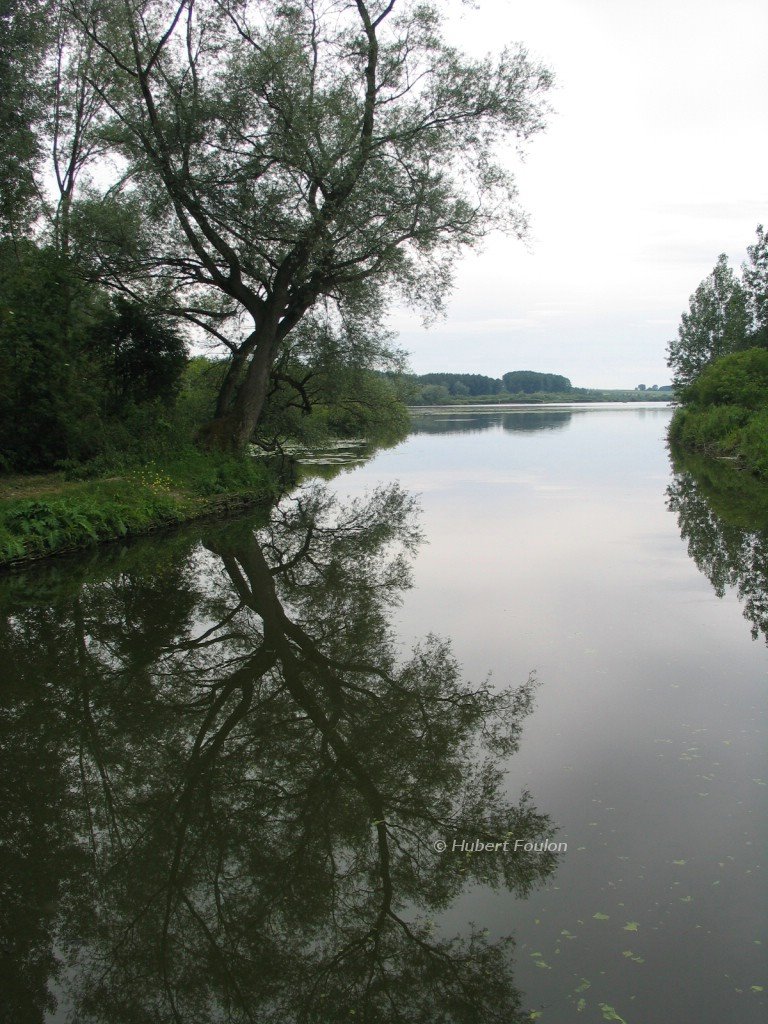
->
[574,979,592,994]
[576,998,587,1012]
[593,912,610,921]
[623,922,639,931]
[672,859,687,865]
[598,1003,628,1023]
[751,986,764,993]
[622,950,645,963]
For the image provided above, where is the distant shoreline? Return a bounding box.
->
[410,400,674,410]
[406,391,673,407]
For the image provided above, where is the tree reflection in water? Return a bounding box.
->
[0,484,559,1023]
[667,450,768,643]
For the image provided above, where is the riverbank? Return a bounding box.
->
[0,450,284,569]
[667,348,768,479]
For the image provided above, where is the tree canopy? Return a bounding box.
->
[667,230,768,391]
[502,370,571,394]
[42,0,553,448]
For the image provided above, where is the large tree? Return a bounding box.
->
[667,253,749,390]
[743,223,768,344]
[65,0,552,449]
[0,0,51,236]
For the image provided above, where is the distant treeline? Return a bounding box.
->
[409,370,572,404]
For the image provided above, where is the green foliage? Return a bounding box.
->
[668,404,750,454]
[0,452,279,565]
[0,240,191,472]
[416,373,504,398]
[0,240,101,469]
[502,370,572,394]
[257,363,410,449]
[744,224,768,336]
[683,347,768,409]
[55,0,553,444]
[408,370,578,405]
[737,409,768,477]
[667,254,749,389]
[670,348,768,477]
[665,229,768,480]
[0,488,182,563]
[88,297,187,410]
[0,0,49,235]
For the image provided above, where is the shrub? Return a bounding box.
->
[684,347,768,410]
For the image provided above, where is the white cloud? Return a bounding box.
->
[396,0,768,388]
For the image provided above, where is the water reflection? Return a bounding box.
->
[0,485,558,1023]
[409,409,573,435]
[667,449,768,643]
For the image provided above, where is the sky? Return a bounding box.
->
[389,0,768,388]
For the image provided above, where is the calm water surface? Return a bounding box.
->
[1,403,765,1023]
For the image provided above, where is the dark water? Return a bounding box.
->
[1,404,766,1023]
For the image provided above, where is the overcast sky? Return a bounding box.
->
[390,0,768,388]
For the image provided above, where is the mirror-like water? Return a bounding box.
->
[0,403,765,1023]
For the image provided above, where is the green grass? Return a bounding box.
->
[0,451,282,567]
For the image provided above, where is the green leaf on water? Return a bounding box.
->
[672,859,686,865]
[751,986,764,993]
[574,979,591,994]
[622,950,645,963]
[576,998,587,1012]
[598,1004,628,1023]
[593,912,610,920]
[623,921,639,931]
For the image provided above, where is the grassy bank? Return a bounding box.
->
[668,347,768,479]
[0,450,283,568]
[0,351,414,569]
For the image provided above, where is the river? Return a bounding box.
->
[1,403,765,1023]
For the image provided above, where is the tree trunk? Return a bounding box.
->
[214,329,259,418]
[200,336,275,451]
